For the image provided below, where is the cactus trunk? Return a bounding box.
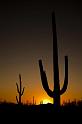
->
[52,12,60,107]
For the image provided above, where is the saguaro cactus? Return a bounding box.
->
[38,12,68,108]
[16,74,25,104]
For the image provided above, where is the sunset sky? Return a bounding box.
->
[0,1,82,104]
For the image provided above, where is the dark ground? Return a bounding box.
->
[0,102,82,123]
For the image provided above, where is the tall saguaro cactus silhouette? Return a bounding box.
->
[38,12,68,108]
[16,74,25,104]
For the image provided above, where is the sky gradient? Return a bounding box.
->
[0,1,82,104]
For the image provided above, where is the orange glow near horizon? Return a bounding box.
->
[0,72,82,105]
[0,88,82,105]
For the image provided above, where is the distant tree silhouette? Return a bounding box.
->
[16,74,25,104]
[38,12,68,109]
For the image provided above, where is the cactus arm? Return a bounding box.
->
[21,87,25,96]
[16,83,20,93]
[60,56,68,95]
[43,70,54,97]
[19,74,21,82]
[16,96,19,103]
[19,74,21,93]
[39,60,53,97]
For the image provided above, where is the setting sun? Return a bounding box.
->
[43,99,51,104]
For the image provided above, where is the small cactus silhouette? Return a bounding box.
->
[33,96,34,105]
[38,12,68,108]
[33,96,36,105]
[16,74,25,104]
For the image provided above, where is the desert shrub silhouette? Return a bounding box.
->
[38,12,68,109]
